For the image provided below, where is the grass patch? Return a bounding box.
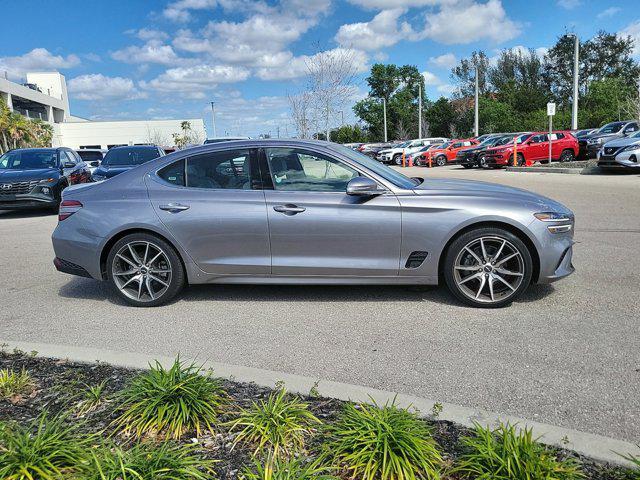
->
[228,388,320,458]
[323,399,442,480]
[76,380,109,416]
[0,412,90,480]
[455,422,584,480]
[618,449,640,479]
[0,368,35,400]
[112,358,225,440]
[87,441,216,480]
[242,456,337,480]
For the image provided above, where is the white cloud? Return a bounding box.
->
[436,83,456,95]
[347,0,452,8]
[133,28,169,41]
[256,48,369,81]
[140,64,251,96]
[557,0,580,9]
[597,7,620,18]
[620,20,640,58]
[0,48,80,79]
[67,74,144,101]
[163,0,217,22]
[420,0,520,44]
[111,41,186,66]
[335,9,412,51]
[421,70,442,86]
[429,53,457,69]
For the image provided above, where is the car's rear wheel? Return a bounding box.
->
[436,155,447,167]
[560,149,575,162]
[393,153,402,165]
[107,233,185,307]
[443,227,533,308]
[516,153,525,166]
[478,155,487,168]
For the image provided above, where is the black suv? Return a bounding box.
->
[0,147,91,211]
[457,134,514,168]
[580,121,639,158]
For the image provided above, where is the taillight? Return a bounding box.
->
[58,200,83,221]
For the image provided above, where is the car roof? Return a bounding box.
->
[109,145,160,150]
[5,147,58,153]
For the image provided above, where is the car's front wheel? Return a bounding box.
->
[436,155,447,167]
[443,227,533,308]
[106,233,185,307]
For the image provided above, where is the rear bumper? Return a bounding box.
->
[53,257,92,278]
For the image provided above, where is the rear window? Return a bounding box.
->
[103,148,161,166]
[77,150,104,162]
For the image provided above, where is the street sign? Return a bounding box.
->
[547,102,556,116]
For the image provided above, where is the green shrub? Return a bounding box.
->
[76,381,109,416]
[618,448,640,479]
[0,413,90,480]
[242,455,337,480]
[228,388,320,458]
[86,441,216,480]
[455,422,584,480]
[113,358,225,440]
[323,400,442,480]
[0,368,35,400]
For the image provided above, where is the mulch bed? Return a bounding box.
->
[0,350,635,479]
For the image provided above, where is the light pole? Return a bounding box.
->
[565,34,580,130]
[382,97,388,142]
[474,66,479,137]
[418,83,422,137]
[210,101,217,138]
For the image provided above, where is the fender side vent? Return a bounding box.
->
[405,251,428,269]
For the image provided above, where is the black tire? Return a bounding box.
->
[106,232,185,307]
[393,153,402,165]
[436,155,447,167]
[443,227,533,308]
[516,153,525,167]
[478,155,487,168]
[560,149,575,163]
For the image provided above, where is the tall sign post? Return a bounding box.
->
[547,102,556,164]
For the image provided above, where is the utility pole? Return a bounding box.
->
[571,34,580,130]
[383,97,388,142]
[340,110,344,126]
[210,101,217,138]
[474,66,479,137]
[418,83,423,137]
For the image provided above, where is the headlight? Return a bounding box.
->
[534,212,572,222]
[92,175,106,182]
[622,144,640,152]
[38,178,56,184]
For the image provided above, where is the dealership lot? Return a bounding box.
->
[0,166,638,442]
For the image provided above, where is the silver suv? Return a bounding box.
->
[598,130,640,170]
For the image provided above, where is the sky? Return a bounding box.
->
[1,0,639,138]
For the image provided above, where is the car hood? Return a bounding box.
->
[412,178,570,212]
[603,136,640,147]
[0,168,60,182]
[586,132,621,142]
[93,165,135,178]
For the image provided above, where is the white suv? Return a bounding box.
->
[377,138,449,164]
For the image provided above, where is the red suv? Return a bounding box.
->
[418,139,478,166]
[484,131,578,167]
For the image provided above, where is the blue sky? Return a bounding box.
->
[1,0,638,137]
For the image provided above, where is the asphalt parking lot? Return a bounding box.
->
[0,166,638,442]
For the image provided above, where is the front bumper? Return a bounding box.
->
[586,143,602,157]
[0,192,58,210]
[597,150,640,169]
[457,153,477,166]
[528,218,576,284]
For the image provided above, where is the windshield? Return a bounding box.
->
[77,150,103,162]
[438,141,452,149]
[598,122,625,134]
[495,136,513,146]
[330,144,418,189]
[103,148,161,166]
[479,136,502,146]
[0,150,57,170]
[630,130,640,138]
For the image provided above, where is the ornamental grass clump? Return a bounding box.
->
[86,441,216,480]
[323,399,442,480]
[112,358,225,440]
[76,380,109,416]
[455,422,584,480]
[618,448,640,479]
[0,413,90,480]
[242,456,338,480]
[0,368,35,400]
[228,388,321,458]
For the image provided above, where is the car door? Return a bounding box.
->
[262,146,402,276]
[146,147,271,275]
[527,135,545,161]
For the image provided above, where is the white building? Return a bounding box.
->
[1,71,206,149]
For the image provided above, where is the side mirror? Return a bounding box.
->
[90,161,100,167]
[62,161,75,168]
[346,177,385,196]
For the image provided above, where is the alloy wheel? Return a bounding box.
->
[453,236,525,304]
[111,241,172,302]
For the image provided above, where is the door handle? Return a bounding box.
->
[273,204,306,215]
[159,203,190,213]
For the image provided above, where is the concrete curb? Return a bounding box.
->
[506,166,584,174]
[2,339,638,468]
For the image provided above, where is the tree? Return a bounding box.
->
[450,51,490,98]
[287,91,313,139]
[581,77,633,127]
[424,97,454,137]
[171,121,200,149]
[330,124,368,143]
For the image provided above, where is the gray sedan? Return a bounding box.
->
[52,139,575,308]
